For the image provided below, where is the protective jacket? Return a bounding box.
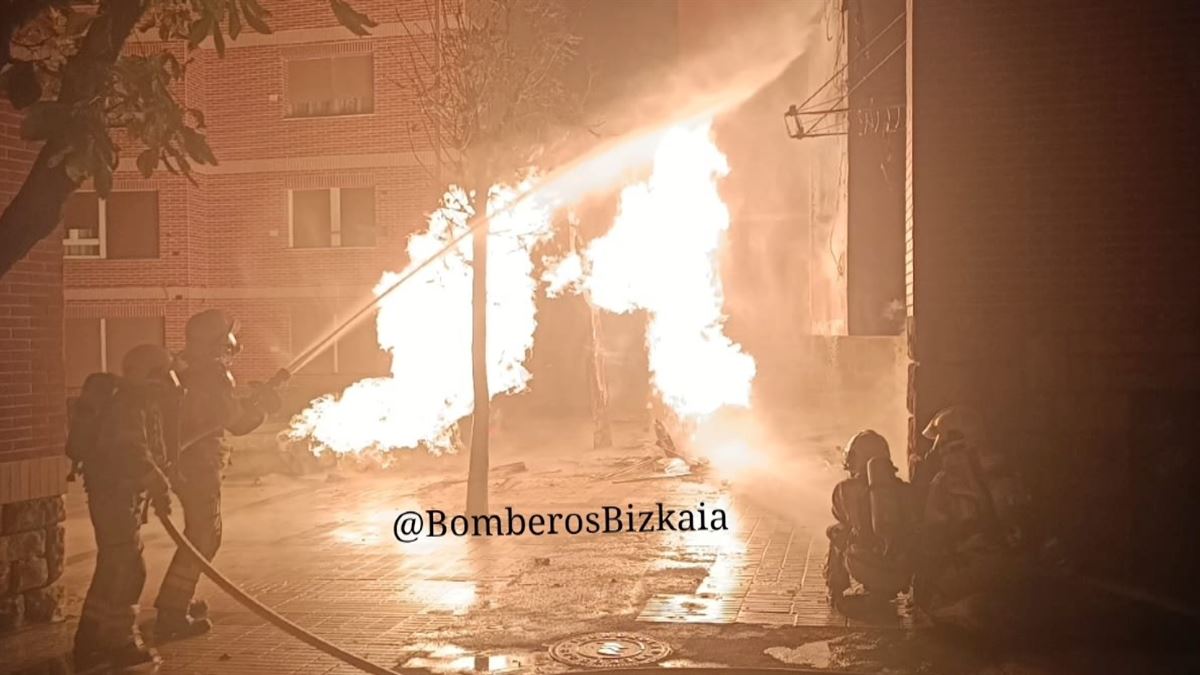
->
[176,358,266,464]
[156,356,267,619]
[826,461,915,598]
[75,377,172,655]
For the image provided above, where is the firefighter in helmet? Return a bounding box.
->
[825,430,915,607]
[154,309,285,639]
[914,405,1034,626]
[72,344,176,669]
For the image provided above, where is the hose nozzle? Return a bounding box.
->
[267,368,292,388]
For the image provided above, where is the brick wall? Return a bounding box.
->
[0,104,66,470]
[64,17,443,386]
[0,103,69,631]
[907,0,1200,598]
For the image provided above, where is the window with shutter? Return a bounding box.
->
[285,54,374,118]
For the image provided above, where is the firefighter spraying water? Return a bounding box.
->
[153,309,286,640]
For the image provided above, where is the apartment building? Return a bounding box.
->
[62,1,437,397]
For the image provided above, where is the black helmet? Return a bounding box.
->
[185,309,241,359]
[843,430,890,476]
[121,343,172,381]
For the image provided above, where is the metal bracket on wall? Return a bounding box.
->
[785,103,905,141]
[784,104,850,139]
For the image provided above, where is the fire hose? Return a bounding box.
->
[151,112,751,670]
[155,509,414,675]
[146,189,505,674]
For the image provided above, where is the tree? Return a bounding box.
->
[0,0,376,278]
[569,216,612,449]
[396,0,585,515]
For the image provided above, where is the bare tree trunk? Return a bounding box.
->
[584,296,612,449]
[0,0,144,279]
[466,183,490,516]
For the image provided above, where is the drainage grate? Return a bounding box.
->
[549,632,671,668]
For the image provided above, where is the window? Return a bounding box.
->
[289,187,376,248]
[65,318,102,387]
[285,54,374,118]
[62,191,160,259]
[65,317,166,387]
[291,305,388,376]
[63,194,101,258]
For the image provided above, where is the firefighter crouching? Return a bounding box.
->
[70,344,177,670]
[825,430,916,608]
[154,309,286,639]
[913,405,1036,630]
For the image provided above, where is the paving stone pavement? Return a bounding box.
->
[1,442,897,675]
[637,509,916,629]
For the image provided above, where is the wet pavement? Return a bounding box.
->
[2,419,1198,675]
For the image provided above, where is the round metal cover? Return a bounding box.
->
[549,632,671,668]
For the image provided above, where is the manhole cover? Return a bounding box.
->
[549,632,671,668]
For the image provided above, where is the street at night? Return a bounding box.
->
[1,1,1199,674]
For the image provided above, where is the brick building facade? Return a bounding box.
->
[4,0,441,631]
[61,1,441,407]
[906,0,1200,600]
[0,102,69,631]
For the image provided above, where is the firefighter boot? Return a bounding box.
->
[189,598,209,620]
[156,609,212,641]
[109,637,162,669]
[72,619,109,672]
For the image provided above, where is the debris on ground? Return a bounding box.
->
[492,462,528,475]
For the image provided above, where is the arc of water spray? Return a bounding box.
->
[285,47,809,375]
[286,126,709,373]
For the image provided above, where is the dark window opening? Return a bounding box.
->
[65,318,102,388]
[64,316,165,387]
[291,305,387,375]
[292,189,333,248]
[61,191,159,259]
[105,317,166,373]
[290,187,376,249]
[63,193,101,258]
[340,187,377,247]
[285,54,374,118]
[106,191,160,259]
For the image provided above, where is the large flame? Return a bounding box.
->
[547,122,755,421]
[291,122,753,458]
[289,179,553,457]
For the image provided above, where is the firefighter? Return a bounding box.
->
[154,309,284,639]
[824,430,915,607]
[913,405,1034,628]
[72,344,176,670]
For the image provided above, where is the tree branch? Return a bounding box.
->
[0,0,145,278]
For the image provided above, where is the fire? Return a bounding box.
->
[291,122,754,459]
[547,122,755,421]
[288,179,553,457]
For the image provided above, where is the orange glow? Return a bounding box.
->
[546,122,756,422]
